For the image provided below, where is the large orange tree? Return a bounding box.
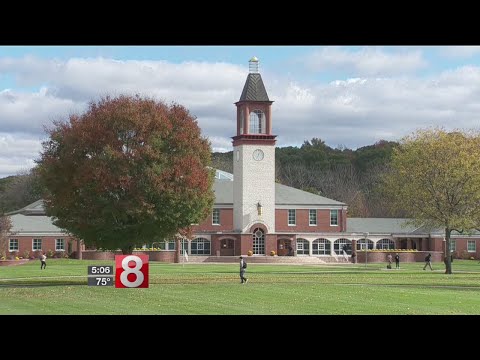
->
[37,95,214,255]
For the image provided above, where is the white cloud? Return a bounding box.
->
[0,88,81,134]
[302,47,427,76]
[0,133,42,177]
[2,56,480,177]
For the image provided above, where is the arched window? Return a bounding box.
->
[239,109,244,134]
[312,238,331,255]
[252,228,265,255]
[296,238,309,255]
[357,239,374,250]
[191,238,211,255]
[334,238,352,255]
[249,110,265,134]
[376,238,395,250]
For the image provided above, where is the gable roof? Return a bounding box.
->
[275,183,345,206]
[346,218,418,234]
[6,199,46,216]
[213,178,345,206]
[9,213,68,235]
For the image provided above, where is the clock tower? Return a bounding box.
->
[233,57,276,254]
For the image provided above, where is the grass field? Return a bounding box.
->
[1,259,479,314]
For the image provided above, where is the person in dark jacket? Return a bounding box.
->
[423,253,433,271]
[395,253,400,269]
[239,256,248,284]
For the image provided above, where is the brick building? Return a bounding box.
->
[4,57,480,262]
[5,199,82,259]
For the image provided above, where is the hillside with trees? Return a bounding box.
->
[2,138,399,218]
[212,138,400,217]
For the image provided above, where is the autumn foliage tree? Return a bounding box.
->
[383,128,480,274]
[36,95,215,255]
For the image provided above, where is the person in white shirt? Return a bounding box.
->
[40,253,47,270]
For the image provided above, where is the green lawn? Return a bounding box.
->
[1,259,479,314]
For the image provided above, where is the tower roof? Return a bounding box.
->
[239,73,270,102]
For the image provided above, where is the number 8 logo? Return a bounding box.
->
[115,255,149,288]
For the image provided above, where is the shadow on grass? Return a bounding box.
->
[0,281,86,288]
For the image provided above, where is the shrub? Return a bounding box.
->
[46,249,54,258]
[247,250,253,256]
[23,250,30,259]
[270,250,276,256]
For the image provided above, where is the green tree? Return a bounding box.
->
[36,95,215,256]
[353,140,398,173]
[0,169,45,214]
[383,128,480,274]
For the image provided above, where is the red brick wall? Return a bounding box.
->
[210,234,221,256]
[356,251,443,263]
[240,234,252,256]
[192,208,234,233]
[430,238,444,252]
[6,236,79,259]
[275,209,345,232]
[450,238,480,259]
[265,234,278,256]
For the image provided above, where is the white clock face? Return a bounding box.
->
[253,149,264,161]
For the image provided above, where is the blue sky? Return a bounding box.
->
[2,45,480,178]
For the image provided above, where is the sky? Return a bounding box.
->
[2,45,480,178]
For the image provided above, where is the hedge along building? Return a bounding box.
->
[4,58,480,262]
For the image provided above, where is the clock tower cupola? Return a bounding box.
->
[233,57,277,254]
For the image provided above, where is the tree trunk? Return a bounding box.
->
[77,239,82,260]
[121,244,134,255]
[174,237,180,263]
[444,228,452,274]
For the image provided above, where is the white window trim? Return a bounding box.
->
[32,239,42,251]
[309,209,317,226]
[288,209,296,226]
[55,239,65,252]
[467,240,476,252]
[330,210,339,226]
[212,209,220,226]
[9,239,19,252]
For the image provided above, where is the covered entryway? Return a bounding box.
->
[220,238,235,256]
[277,238,293,256]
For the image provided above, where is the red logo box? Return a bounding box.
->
[115,255,149,288]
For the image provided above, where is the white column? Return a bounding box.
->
[309,240,313,256]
